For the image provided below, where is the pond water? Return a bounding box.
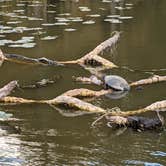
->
[0,0,166,165]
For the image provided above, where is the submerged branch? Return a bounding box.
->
[59,32,120,69]
[130,75,166,87]
[0,81,18,98]
[0,32,120,70]
[0,49,63,66]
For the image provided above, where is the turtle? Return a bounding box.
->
[87,74,130,91]
[103,75,130,91]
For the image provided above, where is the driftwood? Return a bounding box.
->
[0,81,18,98]
[0,49,62,66]
[0,32,120,70]
[106,113,164,131]
[130,75,166,87]
[74,75,166,91]
[55,31,120,69]
[0,92,166,115]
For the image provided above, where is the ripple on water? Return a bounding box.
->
[150,151,166,157]
[82,20,95,25]
[0,136,25,165]
[41,36,58,40]
[64,28,76,32]
[124,160,163,166]
[79,6,91,12]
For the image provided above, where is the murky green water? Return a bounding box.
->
[0,0,166,165]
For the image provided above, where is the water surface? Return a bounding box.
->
[0,0,166,165]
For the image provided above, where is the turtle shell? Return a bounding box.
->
[104,75,130,91]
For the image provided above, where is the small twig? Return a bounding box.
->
[91,107,121,127]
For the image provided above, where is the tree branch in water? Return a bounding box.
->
[0,81,18,98]
[59,31,120,69]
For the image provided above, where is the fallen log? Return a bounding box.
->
[58,31,120,69]
[106,113,164,131]
[74,75,166,94]
[0,49,62,66]
[0,32,120,70]
[130,75,166,87]
[0,81,18,98]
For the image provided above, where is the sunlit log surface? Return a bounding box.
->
[54,32,120,69]
[0,32,120,69]
[130,75,166,87]
[0,81,18,98]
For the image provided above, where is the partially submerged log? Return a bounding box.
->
[62,88,111,98]
[106,114,164,131]
[0,32,120,70]
[74,75,166,92]
[0,49,62,66]
[0,81,18,98]
[59,31,120,69]
[130,75,166,87]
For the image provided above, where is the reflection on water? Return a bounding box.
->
[0,0,166,165]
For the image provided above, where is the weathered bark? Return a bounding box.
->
[130,75,166,87]
[106,114,164,131]
[0,93,165,116]
[62,88,111,97]
[0,32,120,69]
[59,32,120,69]
[0,81,18,98]
[74,75,166,91]
[0,49,62,66]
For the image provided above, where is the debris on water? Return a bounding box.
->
[58,13,71,16]
[56,18,70,22]
[107,15,120,18]
[69,17,83,22]
[82,20,95,25]
[54,22,69,26]
[86,14,101,18]
[102,0,111,3]
[6,21,22,25]
[41,36,58,40]
[9,42,36,48]
[64,28,76,32]
[47,11,56,14]
[42,23,56,26]
[118,16,133,20]
[79,6,91,12]
[28,17,43,21]
[104,18,122,24]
